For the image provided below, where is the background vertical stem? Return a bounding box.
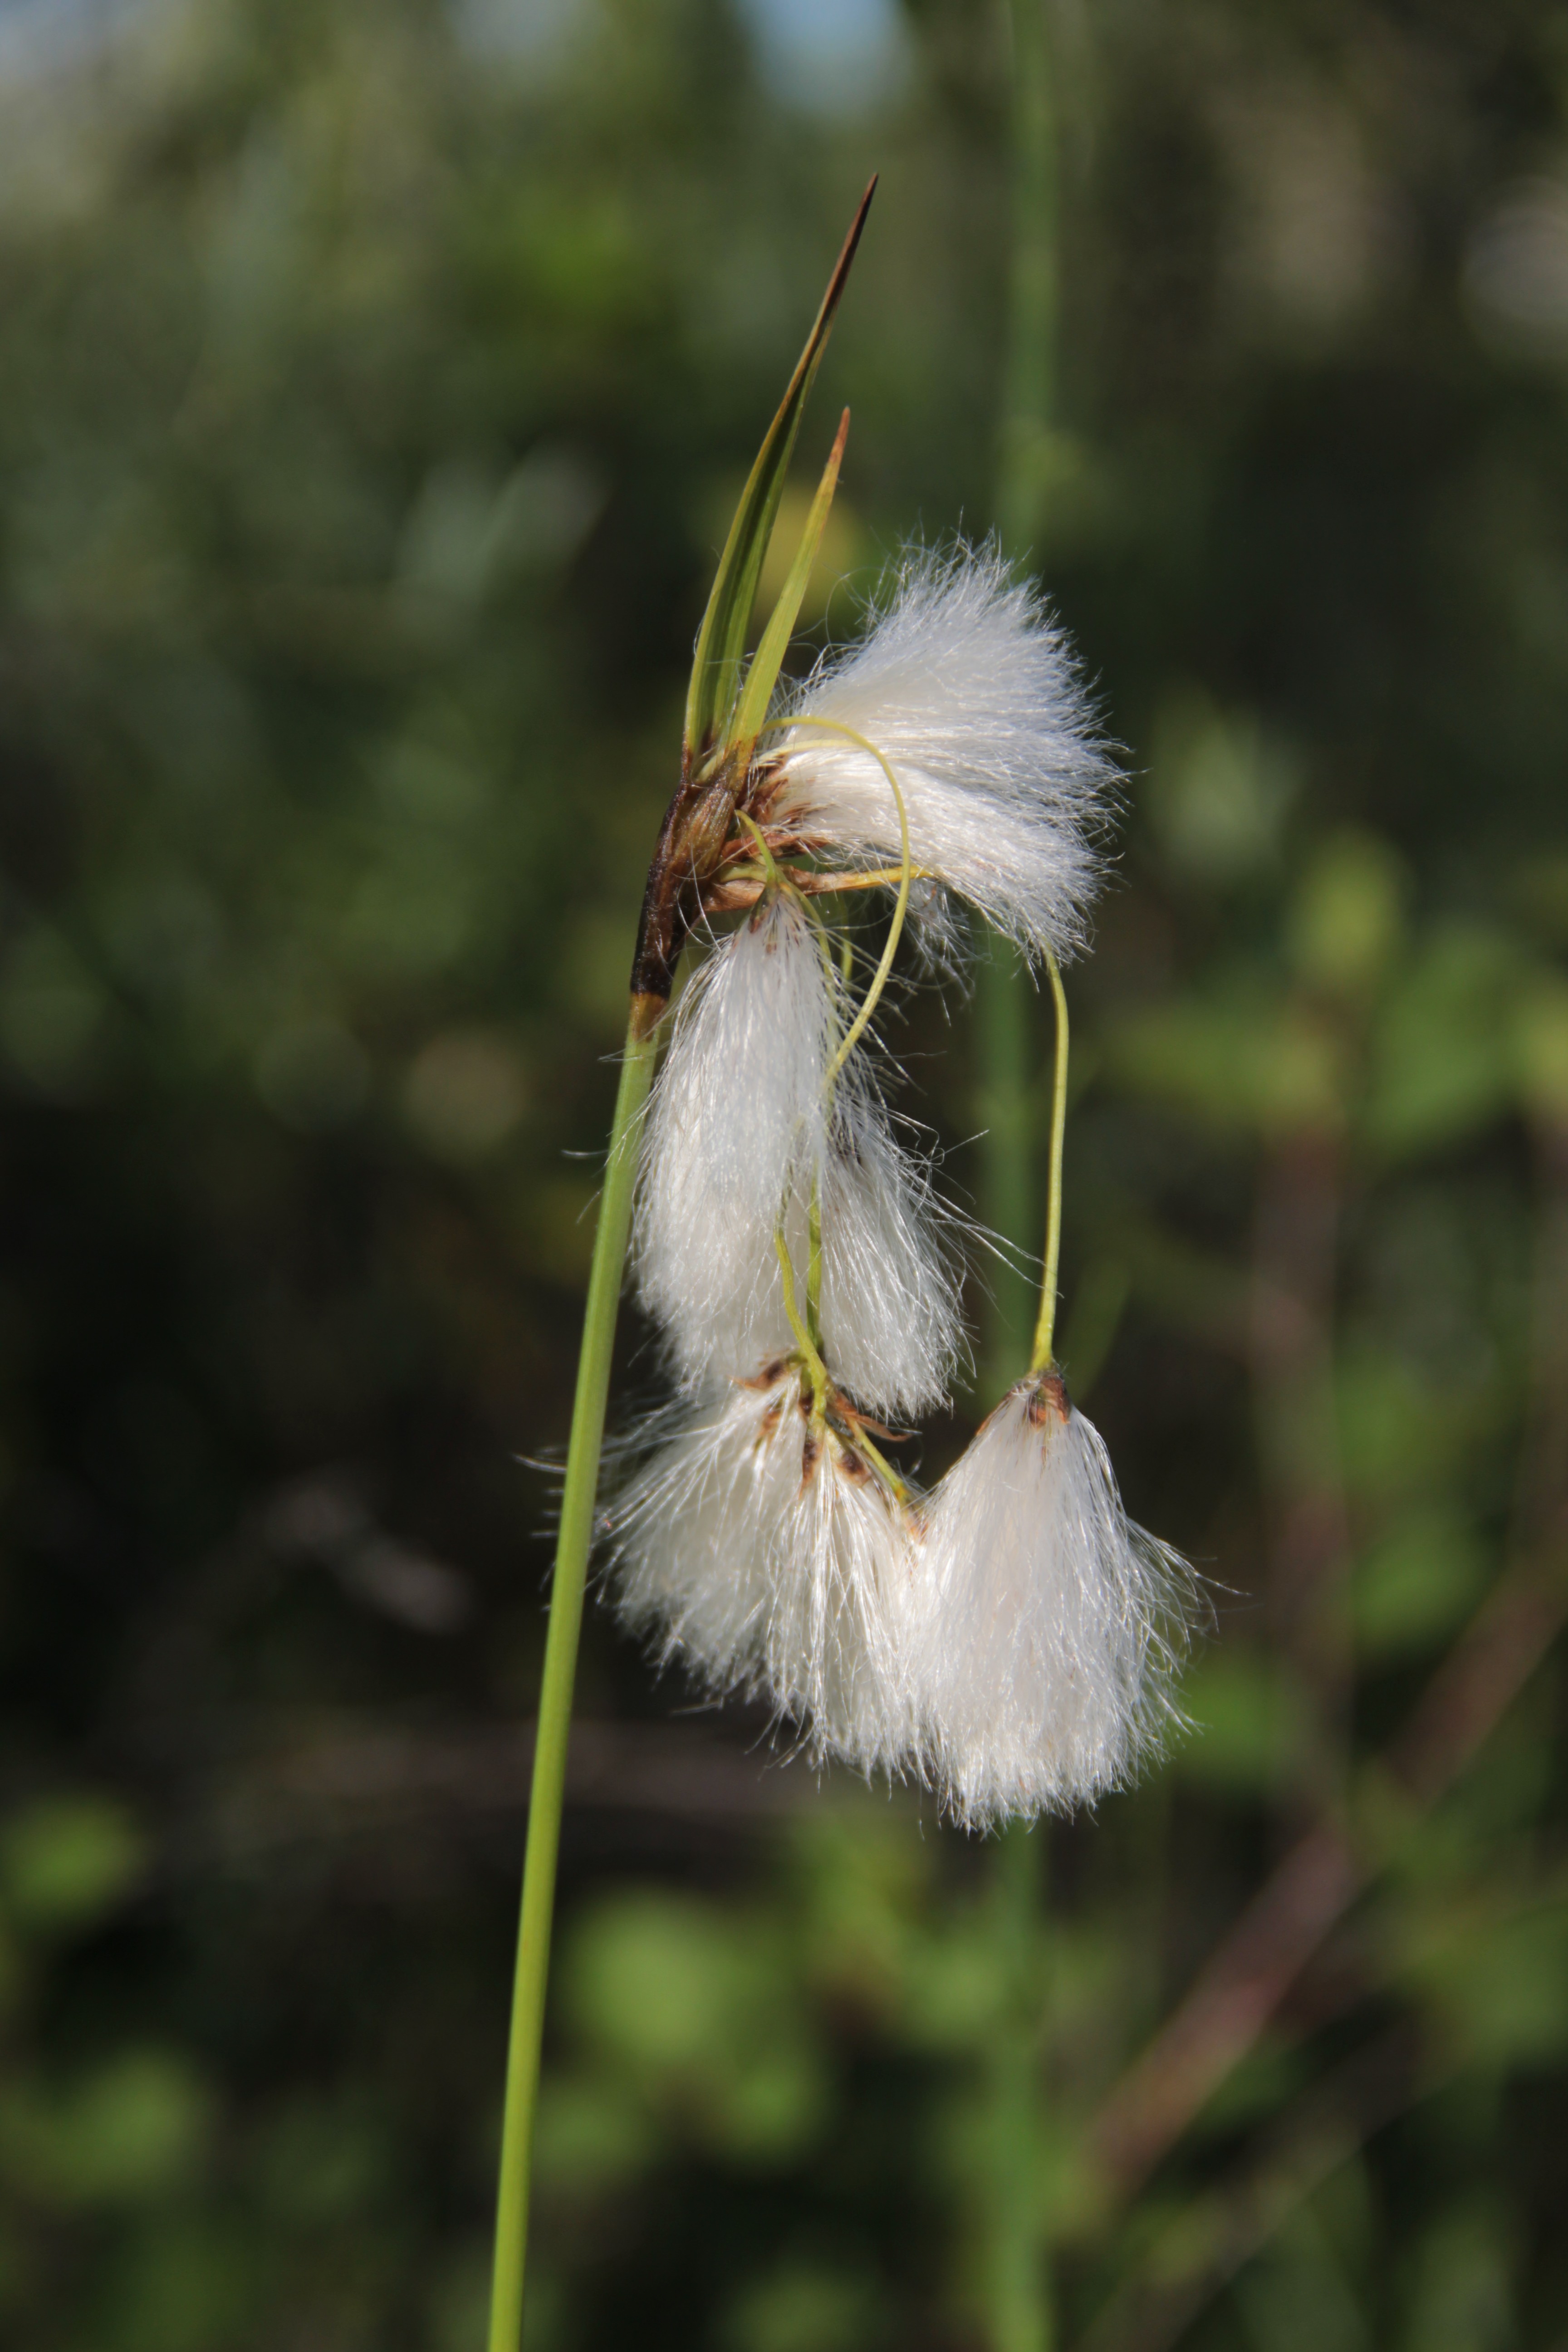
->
[997,0,1058,558]
[974,3,1060,2347]
[487,1015,659,2352]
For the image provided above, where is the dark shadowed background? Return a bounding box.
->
[2,0,1567,2346]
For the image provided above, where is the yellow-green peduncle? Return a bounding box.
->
[1028,953,1069,1373]
[774,1228,829,1417]
[755,714,914,1088]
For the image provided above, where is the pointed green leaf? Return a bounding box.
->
[683,178,875,771]
[729,406,849,763]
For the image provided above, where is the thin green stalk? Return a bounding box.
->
[987,1824,1050,2352]
[1030,953,1069,1373]
[775,1224,829,1417]
[977,933,1037,1404]
[755,712,915,1090]
[487,1015,659,2352]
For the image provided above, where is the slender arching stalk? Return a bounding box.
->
[754,712,915,1088]
[487,1016,659,2352]
[774,1225,830,1417]
[1030,953,1070,1373]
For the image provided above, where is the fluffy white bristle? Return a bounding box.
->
[606,1364,920,1774]
[910,1375,1191,1828]
[767,543,1117,965]
[633,897,964,1418]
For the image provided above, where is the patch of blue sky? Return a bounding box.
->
[735,0,909,118]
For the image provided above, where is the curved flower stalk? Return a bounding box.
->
[910,1368,1191,1831]
[905,960,1196,1827]
[633,891,965,1418]
[608,1358,919,1775]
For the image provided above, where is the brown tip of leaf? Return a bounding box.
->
[822,179,877,334]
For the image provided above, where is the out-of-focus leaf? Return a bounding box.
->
[1400,2200,1514,2352]
[1174,1654,1308,1795]
[531,2076,654,2198]
[902,1919,1009,2050]
[1515,971,1568,1122]
[1363,926,1524,1160]
[1147,691,1298,883]
[1286,830,1407,999]
[1193,2039,1311,2136]
[0,925,109,1102]
[1231,2203,1371,2352]
[719,2259,885,2352]
[564,1891,749,2073]
[0,2051,212,2206]
[789,1814,930,2019]
[1394,1889,1568,2068]
[1351,1509,1489,1661]
[713,2044,830,2161]
[0,1794,144,1935]
[561,1892,828,2163]
[1104,992,1343,1136]
[1338,1347,1494,1505]
[95,2215,252,2352]
[249,2096,387,2223]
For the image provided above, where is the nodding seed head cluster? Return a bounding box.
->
[606,544,1193,1829]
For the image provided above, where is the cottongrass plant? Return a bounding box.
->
[487,181,1193,2351]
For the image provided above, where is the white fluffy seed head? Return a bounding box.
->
[910,1372,1192,1829]
[605,1363,920,1775]
[632,896,965,1418]
[765,543,1117,965]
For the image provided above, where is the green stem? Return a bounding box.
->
[1029,954,1069,1373]
[487,1014,659,2352]
[774,1226,829,1418]
[807,1173,824,1349]
[755,713,915,1089]
[977,933,1037,1405]
[986,1825,1051,2352]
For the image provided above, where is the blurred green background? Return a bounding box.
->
[2,0,1568,2345]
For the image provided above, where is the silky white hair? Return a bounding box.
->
[633,895,965,1419]
[909,1375,1192,1830]
[767,543,1117,965]
[606,1362,920,1776]
[603,546,1195,1825]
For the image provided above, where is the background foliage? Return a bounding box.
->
[2,0,1567,2345]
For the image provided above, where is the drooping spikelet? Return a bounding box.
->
[910,1370,1192,1829]
[764,544,1117,965]
[606,1360,919,1775]
[633,893,964,1418]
